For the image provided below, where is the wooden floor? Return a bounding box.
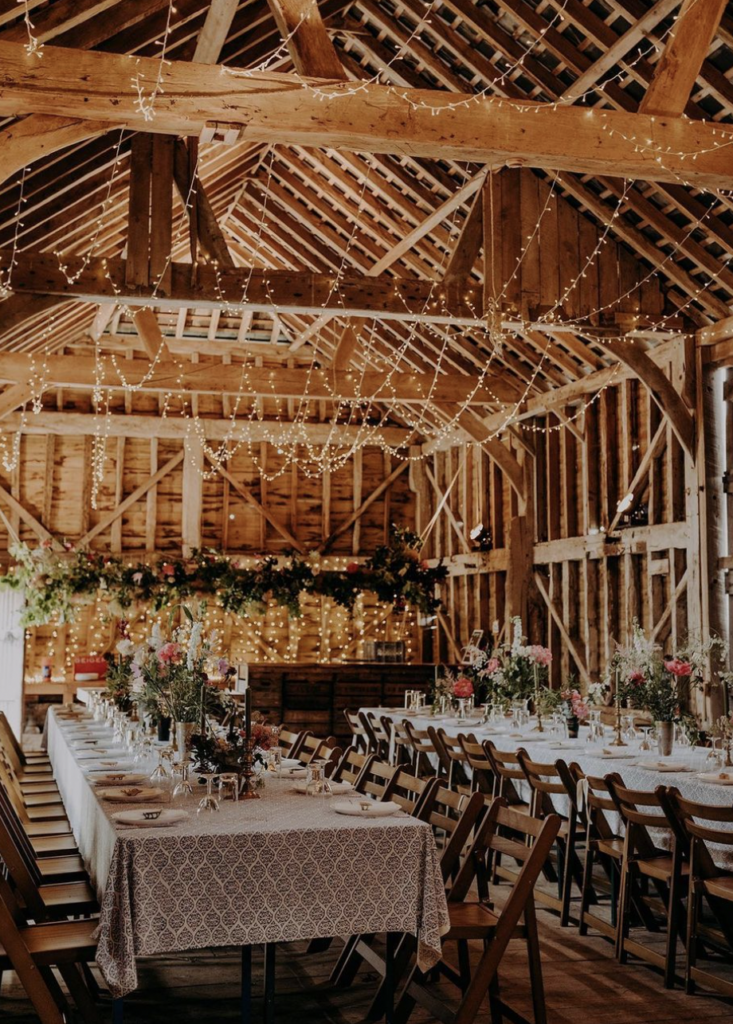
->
[3,899,733,1024]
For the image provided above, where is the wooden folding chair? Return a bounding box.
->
[606,775,688,988]
[457,735,496,797]
[330,748,374,787]
[394,799,561,1024]
[359,710,391,760]
[356,759,398,800]
[570,765,626,941]
[435,729,471,792]
[0,711,51,773]
[0,802,97,921]
[390,718,414,768]
[401,719,440,777]
[0,758,67,823]
[277,727,311,759]
[297,734,341,766]
[343,708,370,753]
[659,785,733,998]
[483,741,530,809]
[0,779,72,838]
[0,784,77,858]
[0,873,100,1024]
[518,751,584,926]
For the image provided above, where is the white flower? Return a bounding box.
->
[469,523,484,541]
[116,639,134,657]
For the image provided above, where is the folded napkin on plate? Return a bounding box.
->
[332,799,402,818]
[698,770,733,785]
[282,767,308,779]
[600,749,636,758]
[293,780,353,795]
[98,786,166,803]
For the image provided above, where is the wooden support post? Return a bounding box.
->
[182,436,204,557]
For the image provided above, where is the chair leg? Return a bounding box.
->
[112,999,124,1024]
[524,899,547,1024]
[616,859,632,963]
[664,871,684,989]
[457,939,471,992]
[57,963,101,1024]
[560,836,575,927]
[685,886,699,995]
[488,973,503,1024]
[578,843,594,936]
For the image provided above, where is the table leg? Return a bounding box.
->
[241,945,252,1024]
[113,998,124,1024]
[385,932,397,1024]
[264,942,276,1024]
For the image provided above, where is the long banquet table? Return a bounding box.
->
[366,706,733,837]
[46,708,449,999]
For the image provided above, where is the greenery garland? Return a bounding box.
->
[1,526,448,626]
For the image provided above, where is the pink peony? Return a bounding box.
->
[666,658,692,677]
[452,676,474,699]
[157,642,182,664]
[528,645,552,667]
[420,559,430,570]
[628,669,645,685]
[485,657,500,674]
[161,563,175,577]
[346,561,360,574]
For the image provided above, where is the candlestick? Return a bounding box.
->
[610,667,627,747]
[245,686,251,743]
[239,738,260,800]
[534,664,543,733]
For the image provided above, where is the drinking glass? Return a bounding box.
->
[268,747,282,776]
[218,773,240,803]
[638,726,654,752]
[150,747,170,782]
[705,737,723,769]
[172,763,195,802]
[197,772,220,813]
[305,764,331,797]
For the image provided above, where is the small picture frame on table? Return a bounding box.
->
[461,629,485,665]
[235,664,249,693]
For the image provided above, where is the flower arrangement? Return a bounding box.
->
[0,525,448,627]
[558,688,589,722]
[104,621,134,712]
[480,617,552,702]
[191,720,279,774]
[611,620,720,722]
[452,676,474,699]
[127,605,221,725]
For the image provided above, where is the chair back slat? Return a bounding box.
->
[356,759,397,798]
[385,770,437,817]
[331,749,374,786]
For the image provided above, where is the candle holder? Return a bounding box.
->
[609,691,627,747]
[239,739,260,800]
[533,666,544,733]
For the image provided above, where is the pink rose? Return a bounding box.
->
[629,669,645,685]
[452,677,474,699]
[420,559,430,570]
[485,657,500,674]
[666,658,692,677]
[528,645,552,667]
[161,563,175,577]
[346,562,360,574]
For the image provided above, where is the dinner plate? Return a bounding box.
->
[82,759,134,772]
[293,780,353,795]
[91,772,149,787]
[697,771,733,785]
[598,750,636,759]
[281,767,308,779]
[112,809,189,828]
[635,761,692,773]
[97,786,165,803]
[280,758,302,769]
[333,799,402,818]
[75,748,123,759]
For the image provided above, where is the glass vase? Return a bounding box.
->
[175,721,197,758]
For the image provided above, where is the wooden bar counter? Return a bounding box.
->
[244,663,436,741]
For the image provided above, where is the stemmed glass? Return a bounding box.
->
[171,762,195,802]
[197,772,220,813]
[150,747,171,783]
[267,747,282,776]
[638,725,654,752]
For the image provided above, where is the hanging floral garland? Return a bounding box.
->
[0,526,448,626]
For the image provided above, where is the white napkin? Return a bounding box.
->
[98,786,166,803]
[635,761,691,773]
[293,780,353,795]
[333,799,402,817]
[112,809,188,828]
[697,770,733,785]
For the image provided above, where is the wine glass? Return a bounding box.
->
[218,773,240,803]
[268,747,282,776]
[172,762,195,803]
[197,772,220,813]
[150,747,170,783]
[638,726,654,752]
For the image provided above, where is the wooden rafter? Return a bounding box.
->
[604,338,695,461]
[640,0,728,116]
[266,0,348,79]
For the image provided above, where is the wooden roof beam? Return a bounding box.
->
[2,43,733,189]
[0,352,521,404]
[640,0,728,116]
[266,0,348,79]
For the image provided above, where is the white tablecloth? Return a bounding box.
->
[46,709,449,998]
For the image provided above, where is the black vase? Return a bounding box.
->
[566,715,579,739]
[157,716,172,742]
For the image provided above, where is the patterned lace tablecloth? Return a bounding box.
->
[367,706,733,864]
[46,710,449,998]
